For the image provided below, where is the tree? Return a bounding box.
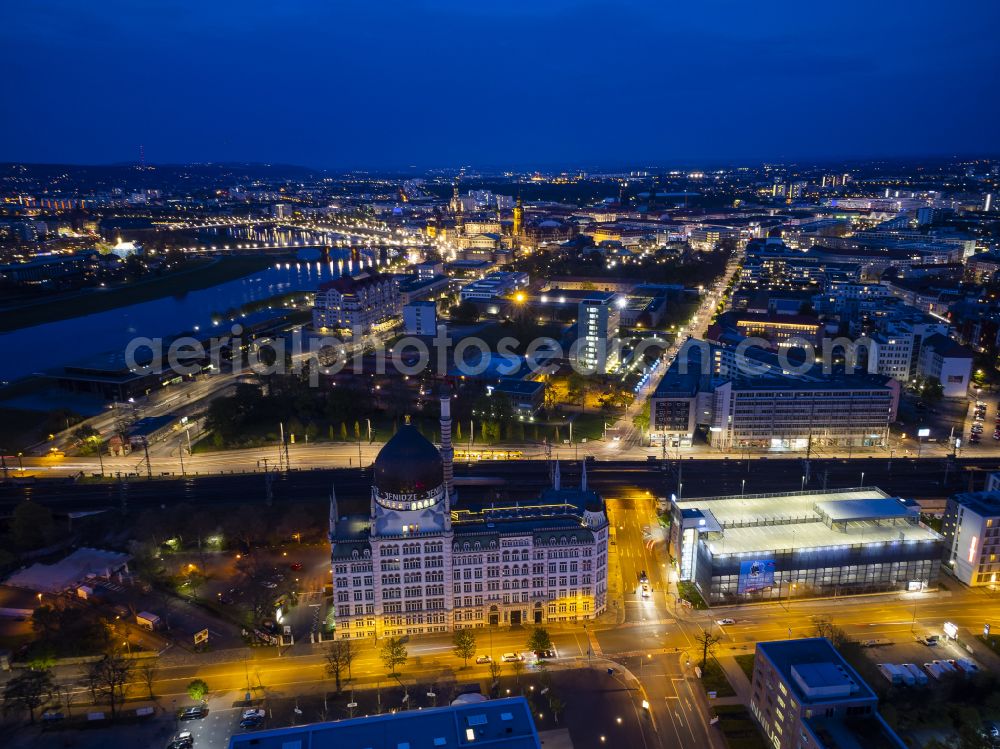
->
[2,669,55,724]
[137,660,158,700]
[379,637,408,677]
[87,652,133,719]
[452,629,476,667]
[354,420,361,440]
[488,660,502,687]
[187,678,209,702]
[694,628,721,670]
[812,616,848,649]
[340,422,348,441]
[548,695,565,725]
[325,640,354,693]
[527,627,553,654]
[511,657,525,689]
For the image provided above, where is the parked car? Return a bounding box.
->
[242,708,265,720]
[167,732,194,749]
[919,635,939,646]
[240,715,264,729]
[534,649,556,659]
[501,652,523,663]
[475,655,492,664]
[178,706,208,720]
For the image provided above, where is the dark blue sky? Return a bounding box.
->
[2,1,998,169]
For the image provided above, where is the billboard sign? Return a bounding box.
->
[738,559,776,594]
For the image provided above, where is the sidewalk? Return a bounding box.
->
[715,655,752,706]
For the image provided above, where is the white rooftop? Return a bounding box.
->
[5,547,131,594]
[676,487,941,556]
[678,488,891,527]
[706,520,939,556]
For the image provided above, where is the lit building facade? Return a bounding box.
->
[941,490,1000,587]
[576,293,621,374]
[750,638,905,749]
[330,394,609,639]
[313,272,400,335]
[670,488,942,605]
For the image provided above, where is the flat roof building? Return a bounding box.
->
[228,696,541,749]
[751,638,905,749]
[670,488,942,604]
[941,490,1000,587]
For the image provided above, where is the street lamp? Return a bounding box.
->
[860,471,865,488]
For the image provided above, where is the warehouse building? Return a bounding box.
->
[669,488,942,605]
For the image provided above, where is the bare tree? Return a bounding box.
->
[488,660,502,688]
[87,652,133,720]
[511,658,525,690]
[2,669,55,724]
[811,616,848,648]
[694,628,721,670]
[324,640,354,693]
[137,659,158,700]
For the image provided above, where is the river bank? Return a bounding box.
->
[0,254,277,333]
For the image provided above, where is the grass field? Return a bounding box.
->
[700,657,737,698]
[0,255,275,332]
[713,704,770,749]
[735,653,756,682]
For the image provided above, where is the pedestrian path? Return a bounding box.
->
[716,655,752,706]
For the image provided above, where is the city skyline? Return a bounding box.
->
[2,1,999,168]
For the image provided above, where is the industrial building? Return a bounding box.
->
[669,488,942,604]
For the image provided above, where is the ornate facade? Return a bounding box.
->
[329,393,609,639]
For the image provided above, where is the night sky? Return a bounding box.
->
[2,1,998,169]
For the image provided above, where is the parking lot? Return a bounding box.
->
[855,628,984,687]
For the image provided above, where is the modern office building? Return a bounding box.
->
[669,488,942,605]
[916,333,973,398]
[403,300,437,336]
[330,392,609,639]
[707,377,898,451]
[941,490,1000,587]
[458,271,529,301]
[648,339,899,451]
[228,696,541,749]
[576,292,621,374]
[313,272,400,336]
[750,638,906,749]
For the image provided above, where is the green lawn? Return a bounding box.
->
[700,657,736,698]
[678,581,709,609]
[713,704,770,749]
[0,255,275,332]
[734,653,756,683]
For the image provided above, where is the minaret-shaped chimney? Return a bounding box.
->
[439,386,455,501]
[581,459,587,492]
[553,459,561,491]
[329,484,338,541]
